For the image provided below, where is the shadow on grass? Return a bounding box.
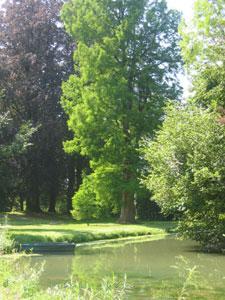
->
[10,230,152,244]
[11,231,95,243]
[2,213,120,226]
[139,221,177,232]
[2,215,74,226]
[1,213,177,229]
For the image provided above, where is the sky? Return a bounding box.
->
[0,0,195,98]
[167,0,195,21]
[167,0,195,98]
[167,1,196,98]
[0,0,196,20]
[0,0,195,20]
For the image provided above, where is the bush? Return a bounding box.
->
[142,104,225,252]
[72,175,99,220]
[72,165,122,220]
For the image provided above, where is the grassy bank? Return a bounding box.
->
[0,213,176,245]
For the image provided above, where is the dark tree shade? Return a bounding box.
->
[0,90,35,211]
[0,0,78,212]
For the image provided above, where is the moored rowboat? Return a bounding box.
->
[19,242,76,253]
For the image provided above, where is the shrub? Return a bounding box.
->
[72,165,122,220]
[142,104,225,252]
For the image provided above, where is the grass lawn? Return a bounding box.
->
[0,213,177,244]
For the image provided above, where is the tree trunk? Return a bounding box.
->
[66,155,84,214]
[118,161,136,223]
[20,199,24,212]
[26,196,41,213]
[75,157,83,192]
[66,157,75,214]
[119,191,136,223]
[25,153,42,213]
[18,193,24,211]
[48,191,56,213]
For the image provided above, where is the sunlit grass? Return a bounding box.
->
[0,213,176,244]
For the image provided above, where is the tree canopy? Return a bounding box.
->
[0,0,78,212]
[180,0,225,106]
[141,0,225,251]
[142,104,225,251]
[61,0,182,222]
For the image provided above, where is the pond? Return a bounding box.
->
[29,236,225,299]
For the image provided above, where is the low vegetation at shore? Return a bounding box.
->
[0,249,221,300]
[0,255,128,300]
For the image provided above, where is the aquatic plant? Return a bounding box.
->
[0,216,14,254]
[0,255,128,300]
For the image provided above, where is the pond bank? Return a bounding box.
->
[1,213,176,246]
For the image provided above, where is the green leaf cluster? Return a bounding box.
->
[142,104,225,251]
[0,91,35,211]
[61,0,181,220]
[180,0,225,107]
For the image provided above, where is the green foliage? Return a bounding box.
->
[180,0,225,68]
[0,0,75,213]
[180,0,225,107]
[38,275,128,300]
[142,104,225,251]
[149,256,203,300]
[72,175,100,220]
[0,117,35,159]
[72,165,123,220]
[173,256,200,300]
[0,255,127,300]
[0,257,43,299]
[0,230,14,254]
[61,0,182,222]
[176,0,225,251]
[0,216,14,254]
[0,92,35,211]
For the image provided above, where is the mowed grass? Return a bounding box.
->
[0,213,177,244]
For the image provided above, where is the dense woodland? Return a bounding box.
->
[0,0,225,251]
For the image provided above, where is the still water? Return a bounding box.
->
[29,236,225,299]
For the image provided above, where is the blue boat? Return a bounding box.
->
[19,242,76,253]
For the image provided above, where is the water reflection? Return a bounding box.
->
[29,236,225,299]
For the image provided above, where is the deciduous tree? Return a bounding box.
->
[0,91,35,211]
[61,0,182,222]
[0,0,76,212]
[142,104,225,251]
[180,0,225,106]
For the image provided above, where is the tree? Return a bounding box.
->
[0,91,35,211]
[142,104,225,252]
[0,0,76,212]
[180,0,225,106]
[61,0,182,222]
